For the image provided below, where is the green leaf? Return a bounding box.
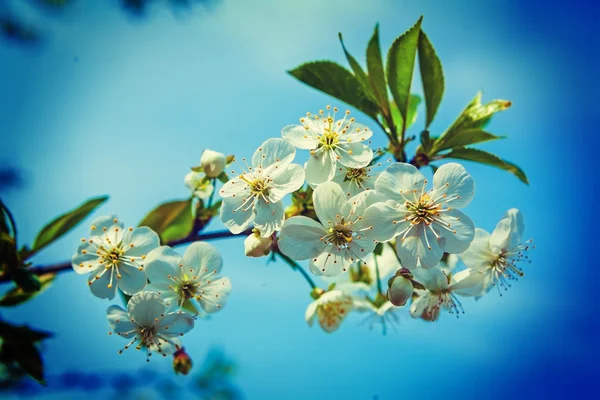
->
[338,32,372,97]
[373,242,384,256]
[366,24,390,114]
[438,92,511,150]
[443,148,528,184]
[10,267,41,292]
[32,196,108,253]
[139,198,194,243]
[434,129,505,152]
[288,61,379,118]
[390,94,421,131]
[418,30,444,128]
[420,130,432,152]
[386,16,423,129]
[0,273,55,307]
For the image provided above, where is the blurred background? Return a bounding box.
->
[0,0,598,398]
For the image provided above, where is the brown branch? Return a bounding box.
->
[0,228,253,284]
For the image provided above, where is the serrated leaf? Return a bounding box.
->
[366,24,390,114]
[139,198,194,243]
[32,196,108,253]
[418,30,444,128]
[390,94,421,131]
[338,32,372,98]
[434,129,504,152]
[443,148,528,184]
[438,92,511,150]
[0,273,54,307]
[386,16,423,130]
[288,61,379,119]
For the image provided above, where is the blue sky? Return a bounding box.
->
[0,0,597,398]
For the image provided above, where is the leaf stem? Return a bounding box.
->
[274,249,317,290]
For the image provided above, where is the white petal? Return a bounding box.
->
[89,214,123,236]
[197,276,231,313]
[145,246,183,286]
[409,293,429,318]
[220,196,255,234]
[122,227,160,258]
[253,199,284,237]
[412,266,449,290]
[313,181,350,227]
[200,149,226,178]
[268,163,305,202]
[278,216,327,260]
[128,291,166,327]
[107,305,137,338]
[361,201,409,242]
[117,265,147,295]
[308,247,350,276]
[71,241,102,275]
[335,143,373,169]
[305,150,336,185]
[252,138,295,170]
[451,269,486,297]
[89,268,117,300]
[156,312,195,336]
[281,124,319,149]
[490,217,512,253]
[434,209,475,254]
[219,176,251,198]
[432,162,475,209]
[504,208,525,247]
[183,242,223,276]
[305,300,318,326]
[339,122,373,142]
[396,225,443,269]
[460,228,497,270]
[375,163,426,201]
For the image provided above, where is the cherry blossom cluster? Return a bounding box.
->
[220,106,533,333]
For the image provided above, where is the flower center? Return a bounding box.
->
[326,222,353,246]
[405,194,441,226]
[240,174,269,196]
[318,117,339,150]
[140,325,157,348]
[101,247,124,267]
[177,278,199,300]
[345,167,367,181]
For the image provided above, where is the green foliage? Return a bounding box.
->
[434,129,505,152]
[139,198,194,243]
[366,24,390,115]
[390,94,421,132]
[338,33,371,97]
[418,30,444,128]
[386,17,423,130]
[0,320,53,384]
[0,273,54,307]
[288,61,379,118]
[442,148,529,184]
[32,196,108,254]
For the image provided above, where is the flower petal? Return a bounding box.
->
[123,227,160,258]
[252,138,295,170]
[339,122,373,142]
[434,209,475,254]
[308,247,350,276]
[504,208,525,247]
[305,150,336,185]
[197,276,231,313]
[278,216,328,260]
[89,269,117,300]
[253,199,284,237]
[361,201,409,242]
[183,242,223,276]
[432,162,475,209]
[490,217,512,253]
[89,214,123,236]
[305,301,318,327]
[409,293,429,318]
[219,176,251,198]
[313,181,350,227]
[281,124,319,149]
[375,163,426,201]
[220,196,255,234]
[156,312,195,336]
[107,305,137,338]
[451,269,486,297]
[145,246,183,285]
[71,241,102,275]
[460,228,497,271]
[128,291,166,327]
[268,163,305,202]
[117,265,148,295]
[396,225,443,269]
[335,143,373,169]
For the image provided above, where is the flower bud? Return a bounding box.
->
[386,275,413,307]
[172,348,193,375]
[200,149,226,178]
[244,229,272,257]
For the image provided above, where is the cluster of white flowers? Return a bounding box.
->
[71,213,232,360]
[220,106,533,333]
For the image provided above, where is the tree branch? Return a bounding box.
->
[0,228,254,284]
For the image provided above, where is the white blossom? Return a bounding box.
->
[107,291,194,361]
[460,209,532,297]
[219,138,304,237]
[331,164,378,198]
[362,162,475,269]
[184,171,214,200]
[72,215,159,300]
[278,182,380,277]
[305,290,355,333]
[244,229,273,257]
[144,242,231,313]
[281,106,373,185]
[200,149,227,178]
